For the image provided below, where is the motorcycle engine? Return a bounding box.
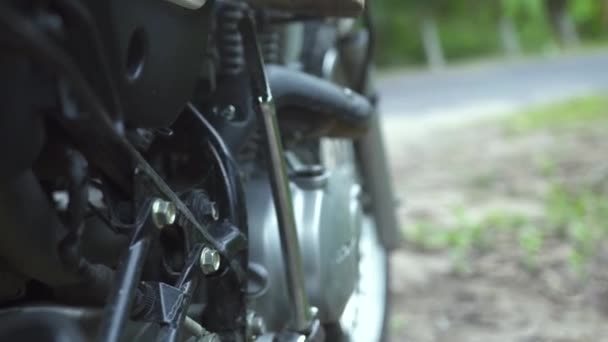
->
[245,140,361,331]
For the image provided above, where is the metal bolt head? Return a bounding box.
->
[221,105,236,121]
[151,199,176,229]
[199,247,220,275]
[247,311,266,336]
[251,316,265,332]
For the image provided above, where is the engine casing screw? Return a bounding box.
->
[199,247,221,275]
[151,199,177,229]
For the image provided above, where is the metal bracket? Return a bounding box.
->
[98,196,206,342]
[98,198,157,342]
[142,244,205,342]
[133,282,190,325]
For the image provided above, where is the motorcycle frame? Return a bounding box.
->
[0,1,396,340]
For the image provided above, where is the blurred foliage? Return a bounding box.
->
[544,184,608,275]
[374,0,608,66]
[506,95,608,133]
[404,185,608,276]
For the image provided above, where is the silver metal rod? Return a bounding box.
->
[240,14,311,332]
[258,100,312,332]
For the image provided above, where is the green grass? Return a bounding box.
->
[389,314,407,333]
[544,185,608,274]
[404,209,530,272]
[405,209,529,252]
[506,96,608,133]
[518,225,544,269]
[404,183,608,274]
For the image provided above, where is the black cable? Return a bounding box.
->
[54,149,117,306]
[57,148,89,268]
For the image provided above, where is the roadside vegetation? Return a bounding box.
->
[401,95,608,276]
[507,95,608,133]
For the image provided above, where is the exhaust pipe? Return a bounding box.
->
[266,64,373,138]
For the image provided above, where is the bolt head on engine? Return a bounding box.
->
[151,199,177,229]
[199,247,221,275]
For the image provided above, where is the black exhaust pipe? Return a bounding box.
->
[266,64,373,138]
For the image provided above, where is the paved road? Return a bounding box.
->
[377,50,608,118]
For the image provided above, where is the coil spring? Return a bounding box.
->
[237,129,263,167]
[259,26,280,64]
[236,22,275,163]
[217,2,247,75]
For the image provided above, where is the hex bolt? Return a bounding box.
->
[247,311,266,337]
[151,199,177,229]
[199,247,221,275]
[221,105,236,121]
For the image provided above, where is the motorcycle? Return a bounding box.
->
[0,0,399,341]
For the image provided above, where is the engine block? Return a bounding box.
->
[245,142,361,331]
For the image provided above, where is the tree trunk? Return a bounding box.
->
[601,0,608,31]
[499,15,521,57]
[419,11,445,70]
[545,0,580,48]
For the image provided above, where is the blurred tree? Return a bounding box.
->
[406,0,447,69]
[493,0,521,57]
[571,0,608,38]
[503,0,545,16]
[373,0,608,67]
[545,0,580,47]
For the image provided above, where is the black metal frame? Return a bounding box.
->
[98,199,156,342]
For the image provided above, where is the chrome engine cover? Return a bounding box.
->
[245,141,361,330]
